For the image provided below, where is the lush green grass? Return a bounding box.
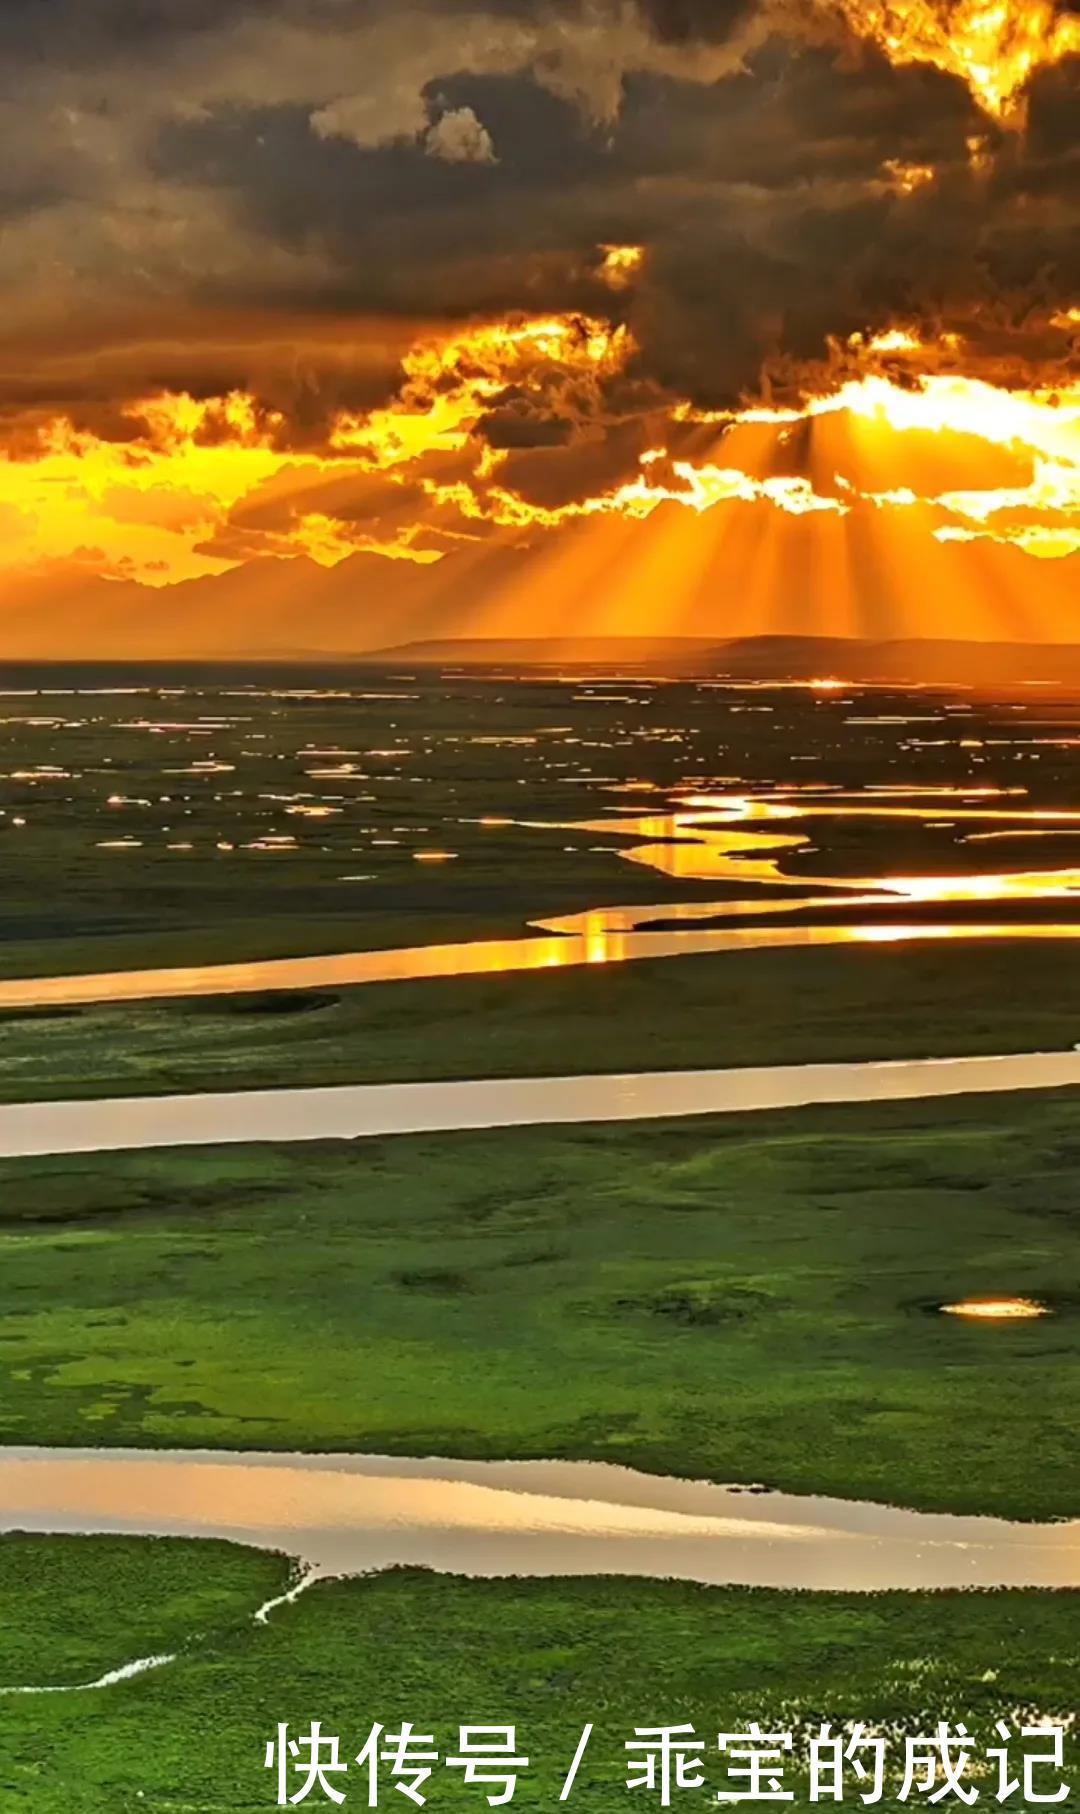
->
[0,1534,286,1686]
[4,674,1078,1812]
[6,938,1080,1103]
[1,1091,1078,1516]
[0,1537,1077,1811]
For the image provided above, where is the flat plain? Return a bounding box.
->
[2,666,1079,1809]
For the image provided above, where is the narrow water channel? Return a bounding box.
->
[3,1049,1080,1157]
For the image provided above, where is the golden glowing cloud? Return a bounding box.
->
[879,157,937,193]
[0,396,287,585]
[1,302,1078,632]
[829,0,1080,122]
[599,244,647,290]
[808,371,1080,557]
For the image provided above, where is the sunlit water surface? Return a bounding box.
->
[2,1448,1077,1592]
[5,679,1080,1003]
[4,1050,1080,1156]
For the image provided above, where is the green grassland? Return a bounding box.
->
[5,938,1080,1103]
[5,675,1080,1812]
[0,1534,286,1688]
[0,1537,1077,1812]
[1,1090,1077,1517]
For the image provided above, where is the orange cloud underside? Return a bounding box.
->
[0,311,1077,632]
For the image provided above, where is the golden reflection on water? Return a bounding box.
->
[11,920,1080,1011]
[940,1298,1050,1321]
[9,777,1080,1006]
[965,829,1080,842]
[562,792,1080,911]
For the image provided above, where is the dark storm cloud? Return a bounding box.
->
[475,405,576,447]
[636,0,760,42]
[0,305,426,456]
[492,415,657,505]
[0,0,1075,444]
[156,33,1077,407]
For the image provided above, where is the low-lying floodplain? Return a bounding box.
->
[2,667,1079,1807]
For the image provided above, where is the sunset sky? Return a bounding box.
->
[0,0,1077,655]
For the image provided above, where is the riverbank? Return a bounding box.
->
[5,939,1080,1104]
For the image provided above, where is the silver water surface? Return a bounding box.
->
[3,1050,1080,1157]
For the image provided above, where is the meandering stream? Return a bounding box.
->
[3,1448,1077,1593]
[5,792,1080,1011]
[2,1049,1080,1157]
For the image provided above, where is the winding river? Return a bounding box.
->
[3,1447,1078,1593]
[4,790,1080,1627]
[3,1049,1080,1157]
[6,922,1080,1014]
[4,791,1080,1010]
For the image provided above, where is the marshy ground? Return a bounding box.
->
[2,667,1079,1807]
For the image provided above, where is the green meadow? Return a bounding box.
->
[1,1090,1076,1518]
[1,1537,1077,1812]
[3,673,1080,1808]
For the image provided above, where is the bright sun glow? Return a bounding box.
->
[1,303,1078,646]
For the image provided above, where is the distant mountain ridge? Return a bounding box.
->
[362,634,1080,685]
[7,633,1080,687]
[2,532,1078,664]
